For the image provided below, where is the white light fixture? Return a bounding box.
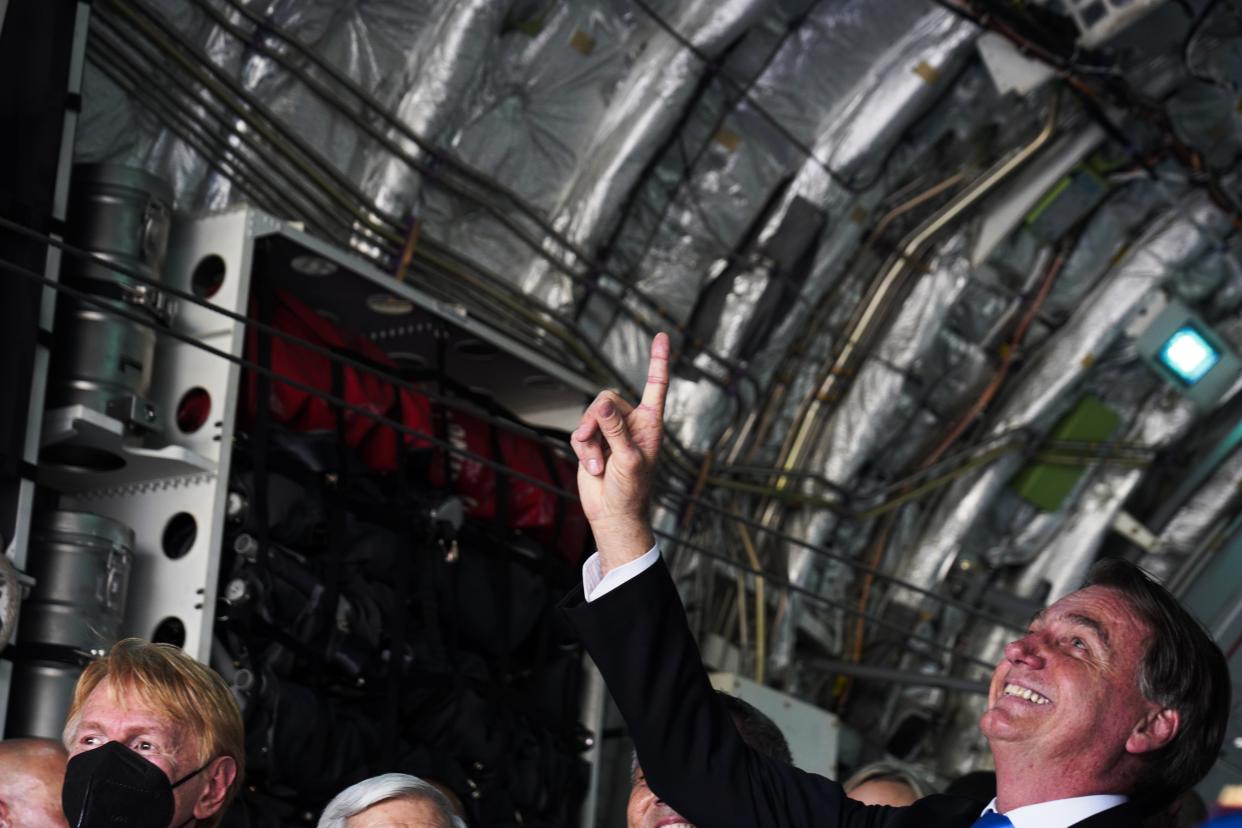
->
[366,293,415,316]
[1136,298,1241,409]
[1158,325,1220,386]
[289,255,337,277]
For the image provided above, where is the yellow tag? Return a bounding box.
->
[569,30,596,55]
[714,127,742,152]
[913,61,940,83]
[1081,353,1097,369]
[849,206,868,224]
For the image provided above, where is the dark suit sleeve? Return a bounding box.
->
[562,556,885,828]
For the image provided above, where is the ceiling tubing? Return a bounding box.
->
[897,193,1230,607]
[784,93,1061,493]
[757,95,1066,674]
[89,2,724,478]
[743,95,1063,607]
[90,0,755,403]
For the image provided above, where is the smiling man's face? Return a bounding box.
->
[627,765,693,828]
[980,585,1166,774]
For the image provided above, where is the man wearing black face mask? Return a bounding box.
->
[60,638,244,828]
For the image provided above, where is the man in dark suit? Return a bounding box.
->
[564,333,1231,828]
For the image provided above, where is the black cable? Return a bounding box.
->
[649,526,995,670]
[1172,0,1197,18]
[3,221,1024,628]
[206,0,653,292]
[105,0,760,394]
[598,4,799,286]
[86,36,345,241]
[652,489,1025,633]
[629,0,866,194]
[926,0,987,28]
[1182,0,1230,88]
[0,213,586,462]
[11,258,1003,666]
[105,0,411,237]
[4,257,580,503]
[93,6,665,430]
[93,0,752,461]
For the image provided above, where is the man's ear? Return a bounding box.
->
[192,756,238,819]
[1126,706,1179,755]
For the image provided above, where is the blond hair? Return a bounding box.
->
[63,639,245,823]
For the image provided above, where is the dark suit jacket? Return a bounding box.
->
[562,556,1149,827]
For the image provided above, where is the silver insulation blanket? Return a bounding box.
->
[1142,315,1242,580]
[811,233,976,487]
[1145,435,1242,580]
[636,1,975,321]
[356,1,520,224]
[421,0,637,304]
[667,6,982,667]
[896,194,1228,607]
[1014,389,1196,603]
[73,0,1242,716]
[656,4,978,450]
[513,0,771,307]
[82,0,456,210]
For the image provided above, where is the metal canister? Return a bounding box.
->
[7,511,135,739]
[47,297,160,423]
[48,164,175,425]
[4,660,85,740]
[65,163,174,290]
[18,510,134,653]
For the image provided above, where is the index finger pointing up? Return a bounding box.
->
[640,332,671,414]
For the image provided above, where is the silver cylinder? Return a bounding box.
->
[4,660,83,740]
[48,164,173,423]
[18,510,134,652]
[65,163,173,290]
[47,298,159,417]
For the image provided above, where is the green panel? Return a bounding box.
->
[1026,166,1110,243]
[1012,396,1122,512]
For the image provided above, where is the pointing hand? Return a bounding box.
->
[570,333,670,573]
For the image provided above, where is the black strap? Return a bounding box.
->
[536,439,568,558]
[60,274,170,325]
[0,453,38,482]
[423,352,453,672]
[433,334,453,488]
[4,642,95,667]
[485,412,514,666]
[382,460,416,767]
[252,281,273,573]
[320,358,350,664]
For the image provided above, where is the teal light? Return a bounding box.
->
[1158,326,1220,385]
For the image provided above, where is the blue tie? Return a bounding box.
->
[971,813,1014,828]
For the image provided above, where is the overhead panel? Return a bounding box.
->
[1012,395,1122,512]
[1137,299,1242,409]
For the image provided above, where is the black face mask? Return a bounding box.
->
[62,740,213,828]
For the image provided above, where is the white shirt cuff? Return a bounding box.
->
[583,545,661,602]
